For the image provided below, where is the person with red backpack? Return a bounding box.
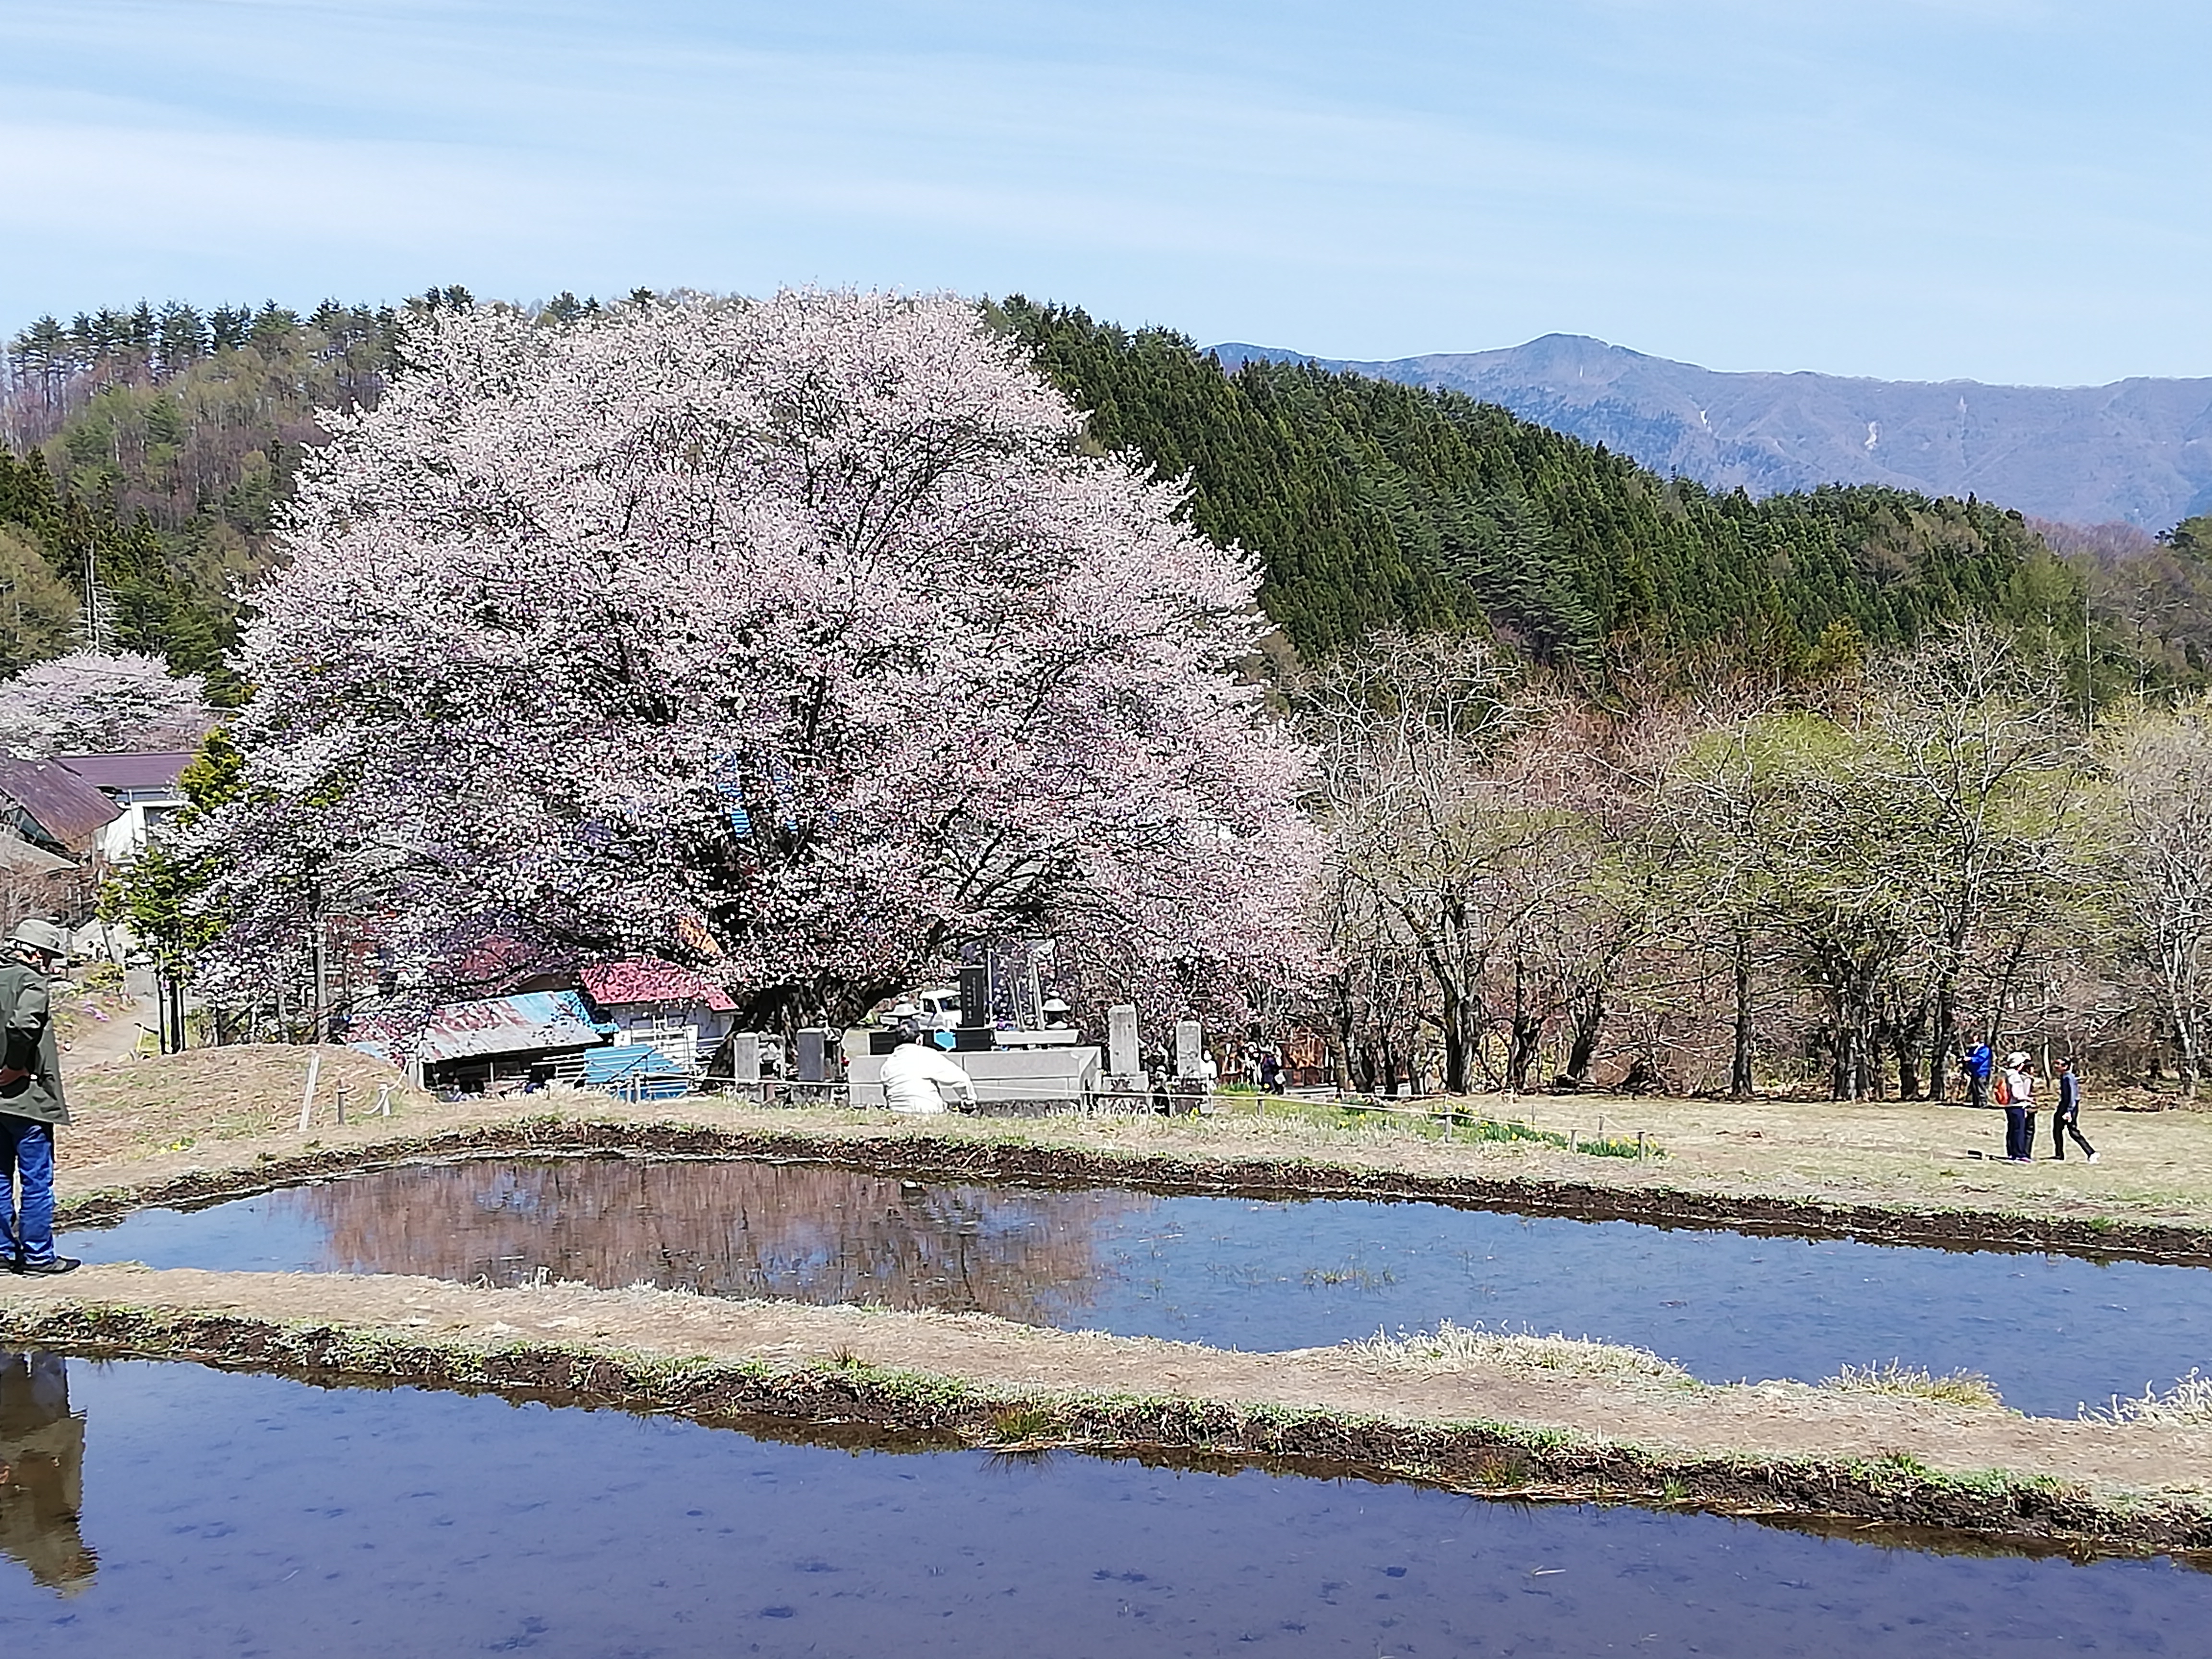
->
[1999,1051,2036,1162]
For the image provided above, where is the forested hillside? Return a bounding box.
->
[1005,301,2084,670]
[1214,333,2212,531]
[0,289,2115,683]
[0,292,458,678]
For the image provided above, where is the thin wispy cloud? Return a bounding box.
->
[3,0,2206,382]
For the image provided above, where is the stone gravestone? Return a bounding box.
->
[731,1032,760,1099]
[1107,1005,1140,1087]
[795,1028,834,1087]
[1174,1018,1208,1114]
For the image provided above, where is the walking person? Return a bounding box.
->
[0,921,77,1275]
[2051,1058,2098,1163]
[2001,1050,2036,1163]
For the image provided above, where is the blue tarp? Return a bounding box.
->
[580,1043,690,1099]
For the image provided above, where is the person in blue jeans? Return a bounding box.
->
[0,920,77,1275]
[2002,1051,2036,1162]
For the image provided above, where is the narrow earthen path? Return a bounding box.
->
[5,1264,2209,1555]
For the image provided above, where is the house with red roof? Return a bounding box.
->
[577,959,740,1075]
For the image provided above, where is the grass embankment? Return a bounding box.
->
[52,1046,2212,1261]
[2,1266,2207,1560]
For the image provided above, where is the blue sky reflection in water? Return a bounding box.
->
[0,1355,2207,1658]
[66,1157,2212,1417]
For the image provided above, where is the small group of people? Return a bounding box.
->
[1146,1047,1217,1114]
[1247,1049,1286,1095]
[1962,1038,2097,1164]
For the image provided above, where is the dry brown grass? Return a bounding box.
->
[1341,1320,1695,1383]
[2085,1370,2212,1428]
[48,1043,2212,1238]
[1225,1088,2212,1233]
[62,1044,441,1166]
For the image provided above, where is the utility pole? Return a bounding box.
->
[2083,595,2094,733]
[79,545,115,653]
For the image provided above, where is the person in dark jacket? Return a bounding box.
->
[0,920,77,1274]
[2052,1058,2098,1163]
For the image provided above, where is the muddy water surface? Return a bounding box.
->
[0,1353,2207,1658]
[67,1156,2212,1415]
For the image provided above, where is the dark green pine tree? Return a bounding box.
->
[995,297,2081,674]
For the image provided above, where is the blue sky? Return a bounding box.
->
[4,0,2206,385]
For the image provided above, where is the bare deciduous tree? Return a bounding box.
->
[2108,698,2212,1097]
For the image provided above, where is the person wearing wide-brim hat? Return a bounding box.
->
[2001,1049,2037,1163]
[0,920,76,1274]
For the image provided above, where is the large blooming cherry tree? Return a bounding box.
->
[191,290,1317,1027]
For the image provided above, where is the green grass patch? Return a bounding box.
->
[1260,1096,1662,1159]
[1821,1362,2006,1409]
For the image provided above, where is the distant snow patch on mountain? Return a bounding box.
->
[1207,336,2212,529]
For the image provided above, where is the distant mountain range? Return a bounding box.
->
[1209,335,2212,530]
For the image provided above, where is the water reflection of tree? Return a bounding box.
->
[0,1353,95,1596]
[279,1160,1155,1326]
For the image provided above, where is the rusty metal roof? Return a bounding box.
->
[0,757,121,853]
[352,990,606,1067]
[581,958,738,1012]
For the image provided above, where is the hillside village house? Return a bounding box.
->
[0,756,122,938]
[0,757,121,865]
[51,752,191,864]
[578,959,739,1074]
[0,751,194,958]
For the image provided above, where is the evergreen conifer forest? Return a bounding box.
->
[5,289,2168,688]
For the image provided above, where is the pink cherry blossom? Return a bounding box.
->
[0,650,211,757]
[189,290,1318,1031]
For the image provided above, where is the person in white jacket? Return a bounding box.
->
[880,1031,978,1115]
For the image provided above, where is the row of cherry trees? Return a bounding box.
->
[1303,626,2212,1099]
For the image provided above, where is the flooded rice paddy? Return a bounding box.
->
[0,1353,2206,1657]
[67,1156,2212,1417]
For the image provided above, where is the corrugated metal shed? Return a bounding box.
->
[580,1044,690,1101]
[353,990,605,1066]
